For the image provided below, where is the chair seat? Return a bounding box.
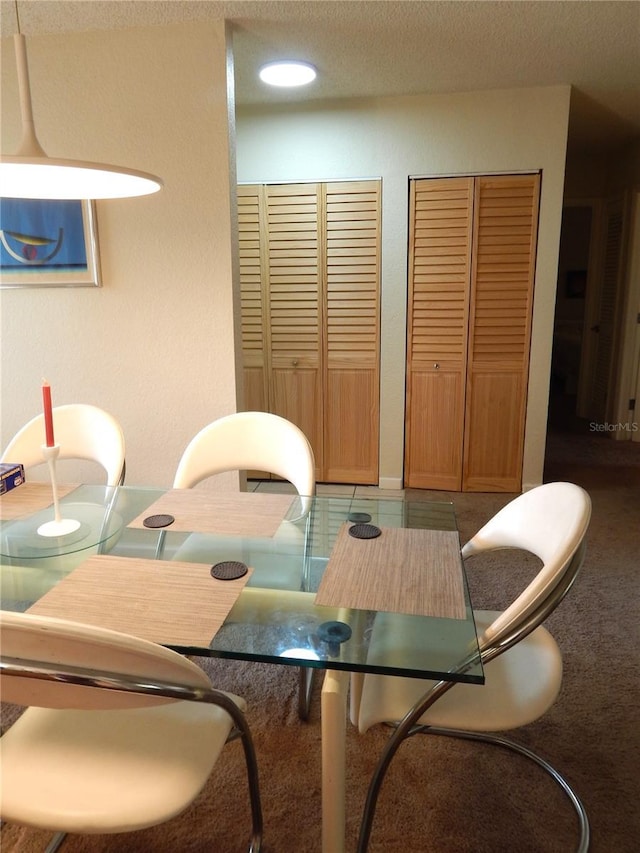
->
[358,610,563,734]
[0,694,244,834]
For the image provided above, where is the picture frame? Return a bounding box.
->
[0,198,101,288]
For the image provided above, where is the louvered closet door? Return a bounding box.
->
[405,178,474,490]
[238,185,269,412]
[324,181,380,483]
[265,184,324,474]
[462,174,540,491]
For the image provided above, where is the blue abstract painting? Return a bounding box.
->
[0,198,99,287]
[0,198,87,271]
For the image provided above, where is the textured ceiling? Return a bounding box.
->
[1,0,639,153]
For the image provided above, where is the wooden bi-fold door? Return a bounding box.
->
[238,180,381,484]
[405,173,540,492]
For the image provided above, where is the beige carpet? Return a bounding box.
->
[2,427,639,852]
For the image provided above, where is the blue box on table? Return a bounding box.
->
[0,463,25,494]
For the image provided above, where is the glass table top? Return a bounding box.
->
[0,484,136,560]
[0,484,483,684]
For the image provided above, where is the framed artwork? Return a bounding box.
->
[0,198,101,288]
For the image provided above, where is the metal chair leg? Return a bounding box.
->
[357,724,590,853]
[426,727,590,853]
[225,720,263,852]
[45,832,67,853]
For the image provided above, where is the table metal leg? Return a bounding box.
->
[321,669,349,853]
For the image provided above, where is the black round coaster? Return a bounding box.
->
[317,621,352,645]
[211,561,248,581]
[142,513,175,529]
[348,511,372,524]
[348,523,381,539]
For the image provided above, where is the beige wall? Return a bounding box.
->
[1,22,241,488]
[564,140,640,198]
[236,86,571,489]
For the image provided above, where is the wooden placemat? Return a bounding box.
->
[315,524,466,619]
[0,483,78,521]
[28,554,252,647]
[128,490,294,538]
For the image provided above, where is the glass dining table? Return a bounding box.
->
[0,483,483,853]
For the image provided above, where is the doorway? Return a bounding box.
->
[547,204,592,433]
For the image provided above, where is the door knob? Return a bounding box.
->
[434,362,440,369]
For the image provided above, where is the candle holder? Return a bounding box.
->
[37,444,82,537]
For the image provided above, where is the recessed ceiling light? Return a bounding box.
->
[259,60,317,88]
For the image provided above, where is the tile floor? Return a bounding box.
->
[248,479,408,500]
[247,479,480,506]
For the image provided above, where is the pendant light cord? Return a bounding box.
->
[15,0,21,35]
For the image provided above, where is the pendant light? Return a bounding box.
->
[0,8,162,200]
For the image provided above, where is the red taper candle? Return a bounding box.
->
[42,381,55,446]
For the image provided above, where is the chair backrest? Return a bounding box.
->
[1,404,126,486]
[462,481,591,646]
[173,411,316,496]
[0,610,211,711]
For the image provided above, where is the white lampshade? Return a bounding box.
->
[0,158,162,200]
[0,34,163,200]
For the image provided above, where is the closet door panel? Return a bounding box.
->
[325,370,377,482]
[324,181,380,483]
[239,180,381,484]
[463,175,540,491]
[267,183,320,371]
[266,184,323,474]
[405,177,473,489]
[238,184,269,413]
[463,368,525,491]
[242,368,268,412]
[271,368,323,469]
[405,369,465,490]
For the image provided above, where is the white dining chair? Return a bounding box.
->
[1,403,126,486]
[1,405,127,604]
[173,410,315,496]
[169,410,316,576]
[171,411,316,718]
[353,481,592,852]
[0,610,262,852]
